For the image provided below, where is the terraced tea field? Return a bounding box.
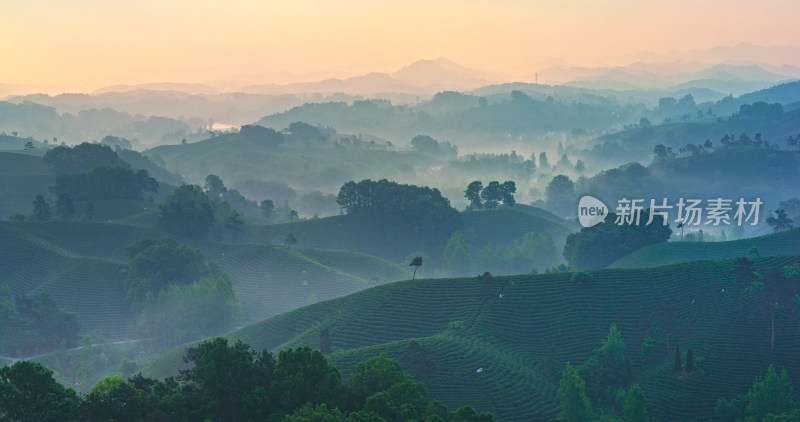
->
[148,255,800,421]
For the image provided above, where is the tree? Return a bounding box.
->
[579,323,633,406]
[746,365,794,421]
[557,362,592,422]
[85,202,96,221]
[674,346,682,374]
[685,349,695,374]
[271,346,342,411]
[545,175,575,216]
[284,233,298,246]
[159,184,215,237]
[260,199,275,219]
[480,181,502,209]
[226,210,246,241]
[539,152,550,170]
[23,140,34,151]
[55,192,76,220]
[623,384,648,422]
[443,231,470,276]
[240,124,285,146]
[32,194,51,221]
[410,256,423,280]
[500,181,516,207]
[766,210,793,232]
[465,181,483,210]
[0,361,81,421]
[320,328,333,355]
[204,174,227,198]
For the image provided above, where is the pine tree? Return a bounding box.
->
[623,384,648,422]
[32,195,51,221]
[685,349,694,374]
[557,362,592,422]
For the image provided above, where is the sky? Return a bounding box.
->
[2,0,800,91]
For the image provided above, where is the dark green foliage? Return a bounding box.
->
[51,165,159,200]
[686,349,695,374]
[124,238,214,306]
[443,231,470,276]
[545,174,575,216]
[465,181,483,210]
[138,275,241,346]
[43,142,121,174]
[476,232,558,275]
[55,192,75,220]
[500,181,516,207]
[623,384,648,422]
[410,256,423,280]
[746,365,795,421]
[557,362,592,422]
[480,181,502,209]
[285,233,298,246]
[320,328,333,355]
[272,346,343,411]
[80,375,146,422]
[159,184,215,237]
[32,194,51,221]
[0,289,79,356]
[563,211,672,269]
[204,174,226,198]
[715,396,746,422]
[261,199,275,219]
[399,341,436,382]
[0,361,80,421]
[336,179,462,246]
[674,346,682,374]
[579,323,633,407]
[240,124,285,146]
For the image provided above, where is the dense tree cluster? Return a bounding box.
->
[563,211,672,270]
[0,286,79,356]
[42,143,122,174]
[159,184,215,238]
[410,134,458,157]
[124,239,240,345]
[336,179,463,240]
[0,338,499,422]
[51,165,158,201]
[240,124,285,147]
[464,180,516,210]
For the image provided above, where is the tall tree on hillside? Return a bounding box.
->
[443,231,470,276]
[85,202,96,221]
[204,174,227,198]
[464,181,483,210]
[557,362,592,422]
[159,184,215,238]
[500,181,516,207]
[410,257,423,280]
[32,194,51,221]
[745,365,794,421]
[55,192,75,221]
[623,384,648,422]
[766,209,793,232]
[545,175,575,216]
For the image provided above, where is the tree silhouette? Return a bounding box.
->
[765,209,793,232]
[32,195,51,221]
[464,181,483,210]
[55,192,75,221]
[284,233,298,247]
[410,257,423,280]
[85,202,96,221]
[480,181,502,209]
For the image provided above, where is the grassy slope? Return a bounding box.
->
[250,207,574,265]
[147,255,800,422]
[610,227,800,268]
[0,220,411,342]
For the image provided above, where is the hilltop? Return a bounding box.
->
[147,255,800,421]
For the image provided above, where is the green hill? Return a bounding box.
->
[147,256,800,421]
[0,220,411,343]
[610,227,800,268]
[249,207,573,266]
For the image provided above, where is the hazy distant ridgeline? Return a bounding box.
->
[147,255,800,422]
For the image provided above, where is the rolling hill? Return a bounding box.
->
[610,227,800,268]
[147,255,800,421]
[0,220,411,345]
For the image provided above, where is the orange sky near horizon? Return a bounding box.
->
[2,0,800,91]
